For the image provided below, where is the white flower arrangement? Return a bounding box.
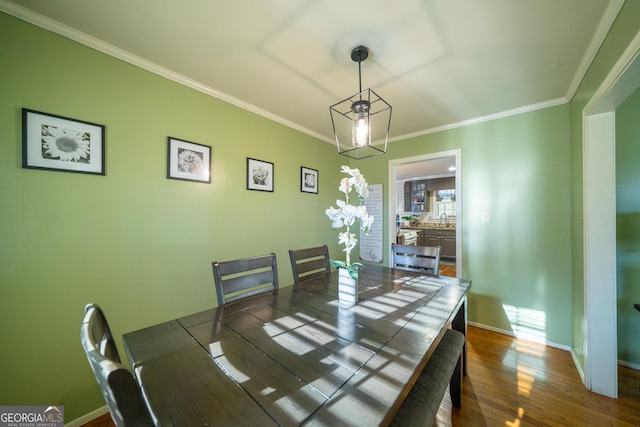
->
[325,166,374,279]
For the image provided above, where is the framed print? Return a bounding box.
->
[167,137,211,183]
[247,158,273,192]
[300,166,318,194]
[22,108,105,175]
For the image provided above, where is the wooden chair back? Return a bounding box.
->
[212,253,279,305]
[80,304,155,427]
[391,244,441,275]
[289,245,331,285]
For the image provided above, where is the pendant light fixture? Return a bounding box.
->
[330,45,392,160]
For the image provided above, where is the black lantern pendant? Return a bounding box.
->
[330,46,392,160]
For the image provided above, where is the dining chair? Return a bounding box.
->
[212,253,279,305]
[80,304,155,427]
[288,245,331,285]
[391,243,441,275]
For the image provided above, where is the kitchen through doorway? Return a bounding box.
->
[387,150,462,277]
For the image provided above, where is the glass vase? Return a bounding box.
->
[338,268,357,307]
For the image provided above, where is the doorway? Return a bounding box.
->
[387,149,462,277]
[583,31,640,397]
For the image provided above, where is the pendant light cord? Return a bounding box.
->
[358,56,362,93]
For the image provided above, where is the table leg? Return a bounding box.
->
[452,298,467,376]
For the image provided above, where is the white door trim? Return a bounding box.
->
[388,149,462,276]
[582,28,640,398]
[583,111,617,397]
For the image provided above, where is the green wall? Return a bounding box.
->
[360,105,573,345]
[616,87,640,365]
[0,12,344,421]
[2,3,640,423]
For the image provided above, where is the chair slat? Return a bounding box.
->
[394,254,437,269]
[217,255,275,276]
[222,270,276,295]
[296,258,329,276]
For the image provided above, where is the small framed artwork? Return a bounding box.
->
[247,158,274,192]
[167,137,211,183]
[22,108,105,175]
[300,166,318,194]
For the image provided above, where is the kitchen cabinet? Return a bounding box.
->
[428,177,455,191]
[404,180,428,212]
[422,229,456,259]
[421,230,436,247]
[440,230,456,259]
[403,178,455,212]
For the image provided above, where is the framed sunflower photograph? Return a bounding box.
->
[167,137,211,183]
[22,108,105,175]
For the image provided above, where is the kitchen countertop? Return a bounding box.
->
[402,222,456,230]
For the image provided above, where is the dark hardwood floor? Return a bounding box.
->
[82,313,640,427]
[443,326,640,427]
[82,413,114,427]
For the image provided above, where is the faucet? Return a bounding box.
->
[440,213,448,225]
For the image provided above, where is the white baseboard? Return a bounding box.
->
[570,347,586,384]
[467,321,572,351]
[467,321,515,338]
[618,359,640,370]
[65,405,109,427]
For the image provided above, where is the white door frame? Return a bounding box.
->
[388,149,462,276]
[583,29,640,398]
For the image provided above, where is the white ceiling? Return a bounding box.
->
[395,156,456,181]
[1,0,621,144]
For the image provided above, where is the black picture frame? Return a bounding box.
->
[167,137,211,183]
[247,158,274,192]
[300,166,318,194]
[22,108,105,175]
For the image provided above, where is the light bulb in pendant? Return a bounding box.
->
[351,99,370,147]
[353,116,369,146]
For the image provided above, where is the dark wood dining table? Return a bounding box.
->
[123,265,471,426]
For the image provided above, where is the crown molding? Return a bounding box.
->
[390,97,568,142]
[0,0,330,143]
[565,0,626,102]
[585,27,640,115]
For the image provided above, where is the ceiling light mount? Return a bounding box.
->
[350,45,369,63]
[330,45,392,160]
